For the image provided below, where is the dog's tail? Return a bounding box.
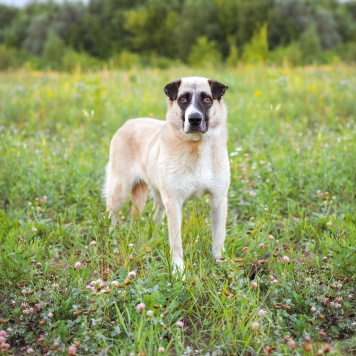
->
[131,180,148,219]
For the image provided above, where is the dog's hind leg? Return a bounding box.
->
[152,190,165,225]
[106,180,131,226]
[131,181,148,219]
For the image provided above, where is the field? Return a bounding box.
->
[0,65,355,355]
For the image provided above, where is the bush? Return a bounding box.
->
[268,42,302,66]
[61,48,103,72]
[188,36,222,68]
[108,50,142,70]
[242,24,268,64]
[0,45,18,70]
[299,24,321,64]
[143,53,183,69]
[226,42,239,67]
[0,45,29,70]
[335,41,356,63]
[43,28,65,70]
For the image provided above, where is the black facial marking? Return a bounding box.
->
[208,80,228,101]
[200,92,213,108]
[177,90,212,133]
[164,78,227,134]
[164,80,181,101]
[177,92,191,109]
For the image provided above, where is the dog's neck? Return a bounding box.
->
[167,122,205,142]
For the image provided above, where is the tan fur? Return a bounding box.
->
[131,181,148,219]
[104,77,230,272]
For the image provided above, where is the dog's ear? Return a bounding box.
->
[164,80,181,101]
[208,80,228,100]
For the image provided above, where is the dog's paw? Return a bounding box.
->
[173,261,184,273]
[213,252,223,261]
[172,268,186,281]
[172,259,186,280]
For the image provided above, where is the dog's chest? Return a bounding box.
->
[188,159,214,199]
[163,144,228,199]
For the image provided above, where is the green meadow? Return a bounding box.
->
[0,65,355,355]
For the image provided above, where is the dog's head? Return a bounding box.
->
[164,77,228,136]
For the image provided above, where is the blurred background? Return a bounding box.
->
[0,0,355,71]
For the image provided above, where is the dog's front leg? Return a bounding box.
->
[162,195,184,272]
[210,195,228,259]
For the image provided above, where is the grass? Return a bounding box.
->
[0,64,355,355]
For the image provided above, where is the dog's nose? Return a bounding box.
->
[188,115,202,126]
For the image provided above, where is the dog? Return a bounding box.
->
[103,76,230,272]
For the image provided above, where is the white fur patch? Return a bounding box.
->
[184,91,202,132]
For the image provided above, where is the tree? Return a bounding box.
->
[268,1,299,50]
[3,11,31,48]
[52,2,83,39]
[0,0,355,67]
[188,36,222,67]
[22,14,51,55]
[0,5,19,43]
[334,5,356,43]
[213,0,241,57]
[43,27,64,68]
[71,13,108,58]
[280,0,311,34]
[226,40,239,66]
[242,24,268,63]
[314,8,341,49]
[238,0,268,50]
[174,0,220,60]
[123,0,183,58]
[299,23,321,63]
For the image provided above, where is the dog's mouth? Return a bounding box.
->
[186,126,207,134]
[183,115,208,134]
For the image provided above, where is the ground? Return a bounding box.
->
[0,65,355,355]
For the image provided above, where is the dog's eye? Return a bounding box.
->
[179,97,187,104]
[203,97,211,104]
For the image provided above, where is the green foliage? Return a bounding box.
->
[0,45,29,70]
[242,24,268,64]
[22,14,51,55]
[268,42,302,66]
[335,41,356,63]
[1,0,356,68]
[61,48,104,72]
[108,50,142,70]
[188,36,222,68]
[0,5,19,42]
[143,53,183,69]
[123,7,150,51]
[43,28,65,69]
[226,42,239,67]
[238,0,269,50]
[213,0,240,48]
[174,0,219,60]
[299,23,322,64]
[76,12,108,58]
[0,66,356,354]
[123,4,179,58]
[314,7,341,50]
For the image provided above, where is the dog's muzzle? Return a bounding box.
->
[186,113,207,133]
[188,114,202,127]
[183,96,208,134]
